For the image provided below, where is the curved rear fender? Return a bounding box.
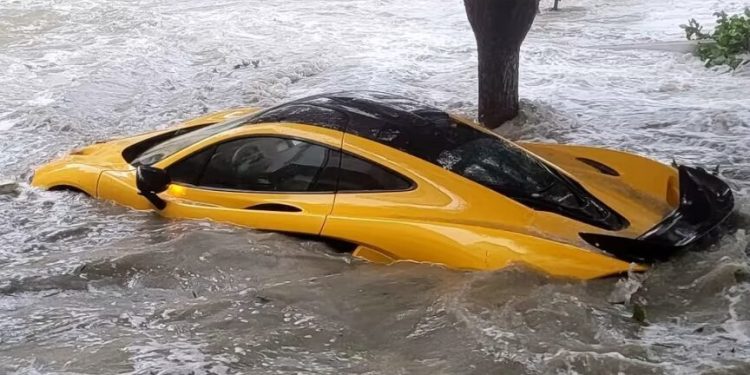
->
[321,217,642,279]
[321,216,488,270]
[481,228,646,279]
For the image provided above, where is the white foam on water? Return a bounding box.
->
[0,0,748,373]
[0,119,15,131]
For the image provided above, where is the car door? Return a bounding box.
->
[318,135,491,269]
[159,135,341,235]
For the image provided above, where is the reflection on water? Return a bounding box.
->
[1,0,749,373]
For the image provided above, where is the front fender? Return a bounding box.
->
[31,158,102,196]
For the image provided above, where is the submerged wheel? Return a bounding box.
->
[49,185,89,196]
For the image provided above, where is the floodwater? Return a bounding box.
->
[1,0,749,373]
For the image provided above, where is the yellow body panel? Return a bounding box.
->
[154,124,344,234]
[32,107,679,279]
[519,142,678,236]
[32,160,102,195]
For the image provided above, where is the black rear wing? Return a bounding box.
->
[580,165,734,263]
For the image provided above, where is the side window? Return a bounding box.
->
[166,137,412,193]
[168,146,216,185]
[170,137,334,192]
[337,153,412,192]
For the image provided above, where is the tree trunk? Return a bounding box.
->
[477,46,520,127]
[464,0,537,127]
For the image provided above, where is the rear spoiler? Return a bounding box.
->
[580,165,734,263]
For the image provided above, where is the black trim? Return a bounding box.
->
[282,233,360,253]
[246,203,302,212]
[49,185,90,197]
[580,166,734,263]
[638,165,733,245]
[136,165,171,210]
[579,233,675,263]
[576,157,620,176]
[168,182,337,195]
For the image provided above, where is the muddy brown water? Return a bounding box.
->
[1,0,749,373]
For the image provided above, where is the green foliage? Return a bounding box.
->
[632,303,648,326]
[680,9,750,69]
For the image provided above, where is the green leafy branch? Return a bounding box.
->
[680,8,750,69]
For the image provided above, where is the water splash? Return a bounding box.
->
[1,0,749,373]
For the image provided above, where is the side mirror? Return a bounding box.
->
[136,165,170,210]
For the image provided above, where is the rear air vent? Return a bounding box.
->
[576,157,620,176]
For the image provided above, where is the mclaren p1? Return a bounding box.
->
[32,92,734,279]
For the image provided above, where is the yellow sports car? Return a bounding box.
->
[32,92,734,279]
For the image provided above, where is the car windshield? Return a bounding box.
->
[132,115,255,166]
[130,102,348,166]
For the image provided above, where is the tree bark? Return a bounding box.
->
[464,0,537,127]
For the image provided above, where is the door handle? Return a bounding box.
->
[245,203,302,212]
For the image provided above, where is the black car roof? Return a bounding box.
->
[245,91,465,158]
[246,90,450,134]
[292,91,441,116]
